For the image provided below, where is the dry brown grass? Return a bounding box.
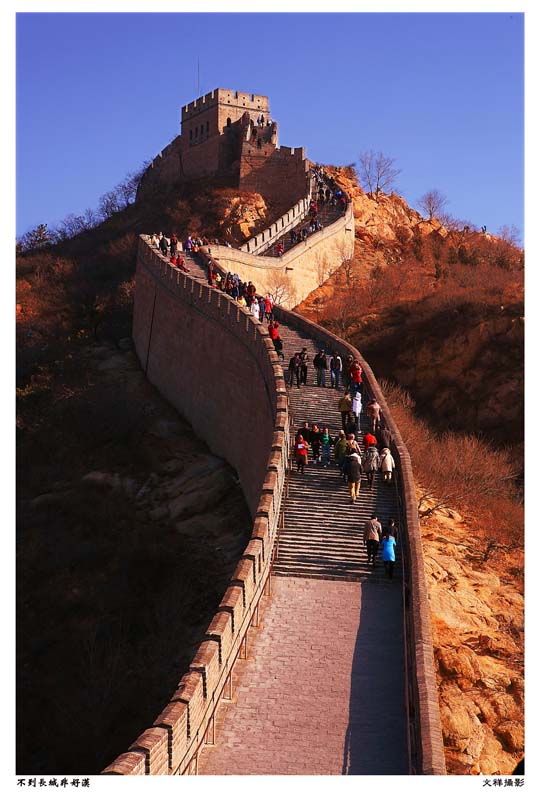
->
[379,379,523,568]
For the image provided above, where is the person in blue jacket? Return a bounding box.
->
[381,530,397,579]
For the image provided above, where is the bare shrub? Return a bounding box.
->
[479,495,524,565]
[379,380,518,520]
[265,273,297,308]
[323,290,360,338]
[417,189,449,221]
[395,226,411,245]
[357,150,401,201]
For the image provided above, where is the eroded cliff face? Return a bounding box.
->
[421,504,524,774]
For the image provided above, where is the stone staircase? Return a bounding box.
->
[273,321,401,583]
[179,250,207,280]
[261,199,345,258]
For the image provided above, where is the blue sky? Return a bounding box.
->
[15,9,524,240]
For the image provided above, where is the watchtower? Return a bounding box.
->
[181,88,270,148]
[137,86,307,208]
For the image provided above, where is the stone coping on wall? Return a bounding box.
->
[102,238,290,776]
[240,179,314,255]
[273,306,446,776]
[208,200,354,275]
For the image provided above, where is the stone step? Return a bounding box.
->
[262,201,343,258]
[174,261,399,584]
[272,322,400,581]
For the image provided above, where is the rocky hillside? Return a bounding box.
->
[297,167,523,451]
[421,502,523,775]
[17,339,251,774]
[296,168,524,774]
[16,175,299,774]
[355,299,523,447]
[17,165,524,776]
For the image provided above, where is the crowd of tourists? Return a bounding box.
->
[147,171,394,576]
[279,169,349,255]
[148,233,281,328]
[292,346,398,576]
[149,231,234,257]
[312,164,350,212]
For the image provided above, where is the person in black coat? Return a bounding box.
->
[344,412,359,439]
[288,352,301,388]
[378,426,393,450]
[295,422,311,444]
[346,452,363,503]
[313,350,328,387]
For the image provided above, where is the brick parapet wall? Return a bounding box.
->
[238,141,309,208]
[102,237,290,776]
[240,179,314,255]
[274,307,446,776]
[207,200,354,307]
[103,226,444,776]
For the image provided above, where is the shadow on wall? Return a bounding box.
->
[341,581,408,775]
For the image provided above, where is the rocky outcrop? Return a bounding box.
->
[322,165,446,243]
[421,504,524,775]
[211,191,269,241]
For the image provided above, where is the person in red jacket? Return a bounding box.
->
[264,294,273,322]
[294,435,309,474]
[268,320,279,340]
[350,360,363,395]
[268,320,284,360]
[363,432,377,449]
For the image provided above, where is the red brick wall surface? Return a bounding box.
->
[133,244,279,515]
[239,145,309,208]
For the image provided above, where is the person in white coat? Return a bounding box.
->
[250,298,260,320]
[380,447,395,482]
[352,390,362,418]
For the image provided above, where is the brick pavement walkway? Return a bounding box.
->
[198,575,408,775]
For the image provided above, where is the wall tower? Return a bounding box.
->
[137,87,308,212]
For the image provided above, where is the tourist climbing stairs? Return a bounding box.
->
[262,200,344,258]
[273,321,401,583]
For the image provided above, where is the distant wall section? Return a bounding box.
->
[207,201,355,307]
[239,144,309,207]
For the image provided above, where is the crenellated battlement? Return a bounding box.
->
[181,88,269,122]
[181,89,219,119]
[137,87,307,211]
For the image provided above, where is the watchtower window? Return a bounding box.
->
[195,126,198,137]
[189,129,192,141]
[226,117,231,127]
[206,121,209,133]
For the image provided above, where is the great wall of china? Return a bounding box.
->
[102,88,446,776]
